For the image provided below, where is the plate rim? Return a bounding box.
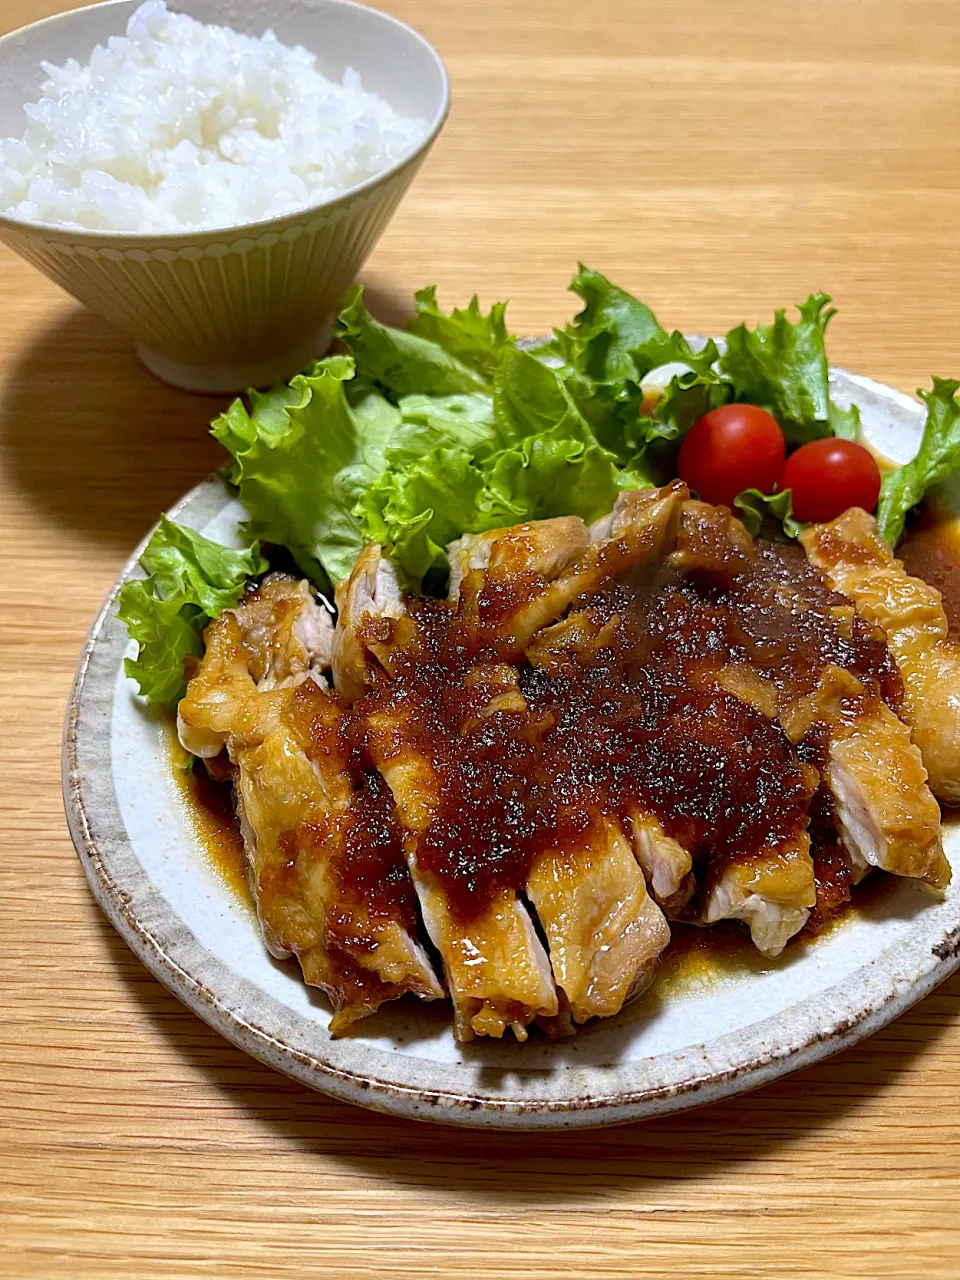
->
[62,368,960,1130]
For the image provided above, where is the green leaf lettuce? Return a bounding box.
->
[719,293,860,445]
[734,488,805,539]
[214,292,626,591]
[407,285,514,377]
[335,285,490,397]
[210,354,404,587]
[877,377,960,547]
[354,348,622,586]
[118,517,267,705]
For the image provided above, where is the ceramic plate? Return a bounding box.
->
[63,367,960,1129]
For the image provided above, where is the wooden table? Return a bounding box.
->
[3,1,959,1275]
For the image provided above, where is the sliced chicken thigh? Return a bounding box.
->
[780,665,948,889]
[449,490,689,1017]
[453,482,686,659]
[701,839,818,957]
[672,502,950,900]
[334,550,560,1041]
[363,697,560,1041]
[178,574,442,1031]
[802,507,960,804]
[526,815,670,1021]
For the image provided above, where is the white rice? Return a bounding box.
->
[0,0,427,233]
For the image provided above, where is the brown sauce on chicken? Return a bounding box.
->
[334,768,421,935]
[337,507,901,925]
[285,685,421,937]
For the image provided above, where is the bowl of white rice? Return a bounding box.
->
[0,0,449,391]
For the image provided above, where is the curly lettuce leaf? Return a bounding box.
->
[134,517,265,616]
[720,293,860,444]
[546,268,723,464]
[557,266,718,388]
[396,392,500,458]
[202,276,897,601]
[487,347,621,516]
[407,286,514,377]
[213,330,625,592]
[211,348,518,589]
[644,367,733,444]
[356,446,516,588]
[734,488,805,539]
[211,355,404,586]
[335,285,490,398]
[118,516,266,705]
[355,349,623,587]
[877,378,960,547]
[118,586,205,705]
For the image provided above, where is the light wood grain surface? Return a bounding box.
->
[2,1,960,1276]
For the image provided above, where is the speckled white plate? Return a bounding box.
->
[63,367,960,1128]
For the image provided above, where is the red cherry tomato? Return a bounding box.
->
[677,404,786,509]
[779,438,881,524]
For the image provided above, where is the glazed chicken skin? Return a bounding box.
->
[524,814,670,1023]
[780,665,947,887]
[178,574,443,1032]
[802,507,960,805]
[176,574,334,758]
[528,610,819,957]
[448,483,687,661]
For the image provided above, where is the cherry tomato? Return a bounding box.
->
[779,438,881,523]
[677,404,786,509]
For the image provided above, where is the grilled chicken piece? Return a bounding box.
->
[713,654,948,890]
[451,491,686,1016]
[589,485,689,543]
[525,492,814,955]
[334,551,560,1041]
[673,500,951,894]
[526,815,670,1023]
[531,494,816,953]
[802,507,960,804]
[447,515,589,604]
[702,841,818,956]
[178,576,443,1032]
[524,633,698,921]
[781,665,948,888]
[331,545,405,703]
[236,573,335,691]
[450,516,590,656]
[629,813,696,914]
[526,617,697,919]
[177,572,334,758]
[451,482,687,657]
[667,498,756,600]
[339,489,687,1030]
[715,654,948,888]
[233,688,443,1028]
[364,699,559,1041]
[673,687,819,956]
[660,505,825,946]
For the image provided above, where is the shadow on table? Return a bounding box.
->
[0,275,410,551]
[89,902,960,1206]
[0,306,223,552]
